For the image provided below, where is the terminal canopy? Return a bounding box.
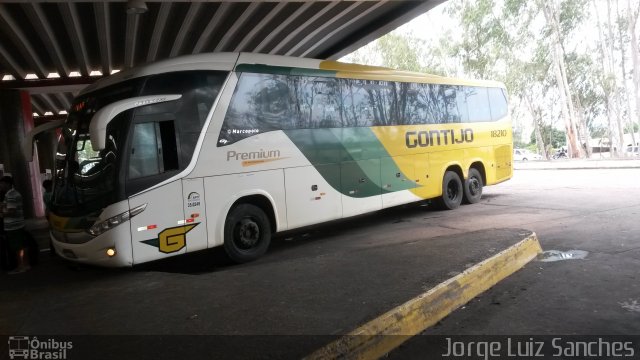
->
[0,0,444,118]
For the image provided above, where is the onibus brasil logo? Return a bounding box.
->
[8,336,72,359]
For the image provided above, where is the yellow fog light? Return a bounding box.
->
[106,248,116,257]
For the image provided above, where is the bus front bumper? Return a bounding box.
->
[51,225,133,267]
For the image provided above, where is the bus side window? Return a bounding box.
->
[465,87,492,122]
[128,120,179,180]
[129,122,161,179]
[488,88,508,121]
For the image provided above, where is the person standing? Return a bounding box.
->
[0,176,30,274]
[42,179,53,218]
[0,184,15,270]
[42,179,56,257]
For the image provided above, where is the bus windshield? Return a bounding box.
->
[52,79,141,217]
[51,70,228,217]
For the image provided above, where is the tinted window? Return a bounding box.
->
[129,122,160,179]
[218,72,505,146]
[488,87,508,120]
[464,87,492,122]
[141,71,227,165]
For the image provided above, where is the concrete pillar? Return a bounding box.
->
[0,90,44,218]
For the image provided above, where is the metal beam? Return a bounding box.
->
[94,2,112,75]
[233,2,287,52]
[192,2,232,54]
[270,1,340,54]
[38,93,61,114]
[54,92,71,110]
[215,2,260,52]
[0,1,399,3]
[34,114,66,127]
[147,2,171,62]
[22,3,70,77]
[286,1,363,57]
[323,1,444,60]
[0,6,48,78]
[58,2,91,76]
[124,12,141,68]
[30,99,45,116]
[301,1,387,57]
[0,42,26,79]
[253,2,313,53]
[0,77,96,92]
[170,2,203,57]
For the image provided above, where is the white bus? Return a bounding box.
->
[39,53,512,267]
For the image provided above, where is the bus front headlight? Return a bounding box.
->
[88,204,147,236]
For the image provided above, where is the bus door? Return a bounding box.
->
[126,118,187,264]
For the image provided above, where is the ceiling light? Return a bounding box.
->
[33,113,40,117]
[69,71,81,77]
[2,75,15,81]
[47,73,60,78]
[90,70,103,77]
[59,110,68,115]
[126,0,147,14]
[44,111,54,116]
[111,69,121,75]
[25,74,38,80]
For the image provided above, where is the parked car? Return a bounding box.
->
[625,146,640,157]
[513,148,543,161]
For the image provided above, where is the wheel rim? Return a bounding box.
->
[468,177,481,197]
[446,180,460,201]
[234,218,260,250]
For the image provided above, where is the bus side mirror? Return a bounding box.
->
[23,119,66,162]
[89,94,182,151]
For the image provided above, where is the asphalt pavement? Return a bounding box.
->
[3,160,640,359]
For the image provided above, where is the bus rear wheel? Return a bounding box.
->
[437,171,463,210]
[224,204,271,263]
[463,168,483,204]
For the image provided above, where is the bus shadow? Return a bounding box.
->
[13,199,465,277]
[134,200,442,275]
[14,197,490,278]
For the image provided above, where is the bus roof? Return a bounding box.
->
[80,52,505,96]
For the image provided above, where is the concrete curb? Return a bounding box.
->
[514,159,640,171]
[305,233,542,360]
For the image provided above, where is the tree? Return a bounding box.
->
[530,125,566,148]
[376,33,425,72]
[628,0,640,139]
[539,0,586,158]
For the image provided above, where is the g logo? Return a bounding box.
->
[158,224,198,253]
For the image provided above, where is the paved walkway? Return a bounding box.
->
[514,158,640,170]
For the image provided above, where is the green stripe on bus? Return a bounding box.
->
[283,128,416,198]
[235,64,337,77]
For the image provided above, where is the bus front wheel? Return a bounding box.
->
[463,168,483,204]
[437,171,463,210]
[224,204,271,263]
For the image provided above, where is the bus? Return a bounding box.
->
[35,53,512,267]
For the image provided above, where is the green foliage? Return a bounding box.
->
[376,33,425,72]
[565,53,606,130]
[558,0,588,39]
[590,125,607,138]
[525,143,540,152]
[447,0,510,79]
[530,125,566,148]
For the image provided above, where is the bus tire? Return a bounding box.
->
[223,204,271,263]
[463,168,483,204]
[437,171,463,210]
